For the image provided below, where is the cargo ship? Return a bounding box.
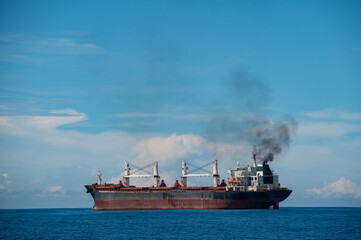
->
[85,149,292,210]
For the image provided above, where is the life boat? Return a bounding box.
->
[228,178,235,183]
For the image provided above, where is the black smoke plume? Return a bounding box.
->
[206,67,298,163]
[252,116,297,163]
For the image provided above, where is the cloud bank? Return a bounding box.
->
[0,108,250,192]
[304,109,361,120]
[308,177,361,199]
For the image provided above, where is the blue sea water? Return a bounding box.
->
[0,208,360,239]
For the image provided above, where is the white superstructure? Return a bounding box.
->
[227,151,280,192]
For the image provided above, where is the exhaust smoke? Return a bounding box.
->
[207,67,298,163]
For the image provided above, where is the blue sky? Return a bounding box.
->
[0,0,360,208]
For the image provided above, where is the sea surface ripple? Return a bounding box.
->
[0,207,360,239]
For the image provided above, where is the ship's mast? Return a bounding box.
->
[153,161,160,187]
[213,160,219,187]
[181,160,219,187]
[123,161,160,187]
[181,160,188,187]
[97,169,102,185]
[124,162,130,187]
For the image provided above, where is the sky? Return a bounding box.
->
[0,0,360,208]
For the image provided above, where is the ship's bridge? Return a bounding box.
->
[227,158,280,191]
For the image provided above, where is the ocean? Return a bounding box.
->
[0,208,360,239]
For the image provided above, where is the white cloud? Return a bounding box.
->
[45,38,103,53]
[132,133,211,167]
[297,122,361,138]
[113,112,212,120]
[114,112,169,118]
[42,186,70,198]
[308,177,361,199]
[172,113,211,121]
[106,173,123,184]
[304,109,334,119]
[2,173,10,185]
[0,109,87,134]
[340,112,361,120]
[0,110,247,190]
[46,186,62,193]
[50,108,83,116]
[212,143,249,163]
[113,110,258,122]
[0,33,103,56]
[0,170,11,186]
[304,109,361,120]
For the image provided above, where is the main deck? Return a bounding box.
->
[86,185,227,193]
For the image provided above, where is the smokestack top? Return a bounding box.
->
[252,146,257,167]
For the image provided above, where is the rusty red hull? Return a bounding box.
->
[85,185,292,211]
[93,199,278,211]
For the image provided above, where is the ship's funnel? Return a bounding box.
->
[252,146,257,167]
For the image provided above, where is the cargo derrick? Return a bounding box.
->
[85,150,292,210]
